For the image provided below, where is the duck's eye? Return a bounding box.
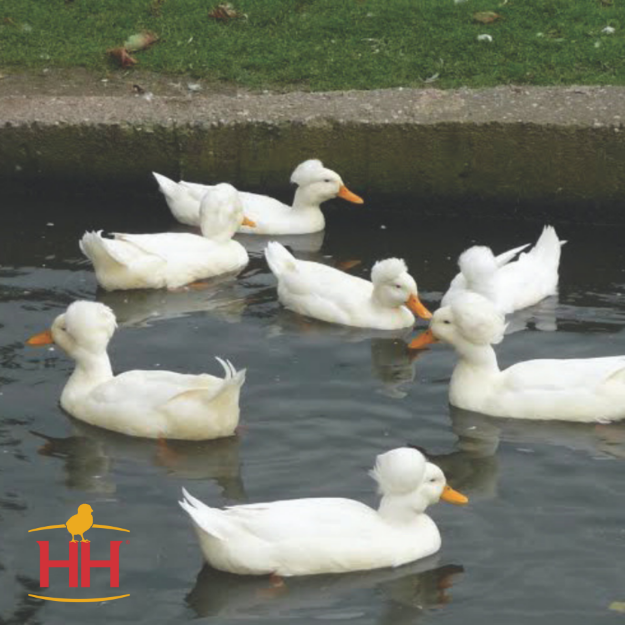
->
[429,478,437,483]
[324,179,331,183]
[443,320,451,325]
[395,284,402,289]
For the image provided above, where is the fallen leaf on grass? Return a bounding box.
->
[473,11,503,24]
[609,602,625,612]
[3,17,17,26]
[477,34,493,42]
[124,31,158,52]
[208,3,246,21]
[107,47,138,68]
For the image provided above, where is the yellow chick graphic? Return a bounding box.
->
[65,504,94,543]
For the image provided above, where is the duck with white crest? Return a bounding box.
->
[27,301,246,440]
[153,159,364,235]
[179,447,467,576]
[442,226,564,314]
[410,292,625,422]
[80,183,255,291]
[265,242,432,329]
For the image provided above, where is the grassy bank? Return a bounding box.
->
[1,0,624,91]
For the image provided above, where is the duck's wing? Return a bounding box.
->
[179,181,214,200]
[495,226,563,311]
[223,498,380,543]
[112,232,211,263]
[89,368,225,411]
[502,356,625,392]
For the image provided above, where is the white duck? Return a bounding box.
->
[80,184,255,291]
[442,226,563,314]
[410,292,625,422]
[179,447,467,576]
[153,159,364,235]
[264,242,432,330]
[27,301,245,439]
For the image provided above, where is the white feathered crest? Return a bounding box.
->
[369,447,427,496]
[452,292,506,345]
[371,258,408,285]
[290,159,325,186]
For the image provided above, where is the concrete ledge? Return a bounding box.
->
[2,86,625,220]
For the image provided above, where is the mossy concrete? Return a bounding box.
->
[1,85,625,221]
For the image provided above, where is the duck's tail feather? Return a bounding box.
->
[215,357,247,394]
[79,231,130,269]
[165,358,245,407]
[152,172,182,203]
[264,241,297,276]
[526,226,563,268]
[179,488,231,540]
[494,243,530,267]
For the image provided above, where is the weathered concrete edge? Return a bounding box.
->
[1,86,625,221]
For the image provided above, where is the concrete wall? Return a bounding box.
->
[2,87,624,221]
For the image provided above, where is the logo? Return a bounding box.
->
[28,503,130,603]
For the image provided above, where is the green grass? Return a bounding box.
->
[1,0,624,90]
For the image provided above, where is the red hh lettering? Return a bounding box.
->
[80,541,122,588]
[37,541,79,588]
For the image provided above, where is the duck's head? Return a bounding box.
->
[199,183,255,241]
[27,301,117,354]
[410,292,505,350]
[78,503,94,515]
[371,447,467,516]
[291,159,364,206]
[371,258,432,320]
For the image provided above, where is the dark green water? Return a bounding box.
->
[2,196,625,624]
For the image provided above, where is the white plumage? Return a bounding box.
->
[264,242,431,330]
[442,226,564,314]
[179,447,467,576]
[153,160,363,235]
[27,301,246,440]
[422,292,625,422]
[80,183,250,291]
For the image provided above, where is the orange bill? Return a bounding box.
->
[27,329,54,346]
[406,294,432,320]
[242,216,257,228]
[440,484,468,505]
[337,185,364,204]
[409,328,438,350]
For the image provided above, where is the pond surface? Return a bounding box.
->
[2,195,625,624]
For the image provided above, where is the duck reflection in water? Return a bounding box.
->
[186,557,463,622]
[446,405,625,462]
[30,420,246,500]
[96,271,249,328]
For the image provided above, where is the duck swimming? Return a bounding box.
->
[180,447,467,576]
[411,292,625,422]
[80,184,254,291]
[265,242,432,329]
[27,301,245,439]
[442,226,563,314]
[153,159,363,235]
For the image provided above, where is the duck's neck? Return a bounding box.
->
[370,286,393,310]
[63,347,114,401]
[455,341,499,369]
[199,213,236,243]
[449,342,500,406]
[291,187,324,212]
[377,492,426,525]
